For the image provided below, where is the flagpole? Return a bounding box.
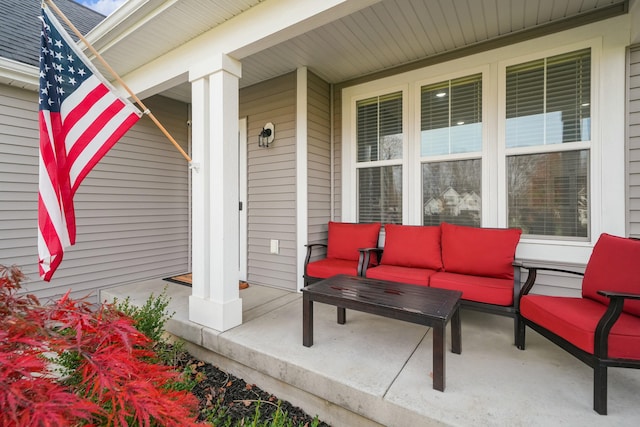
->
[44,0,193,165]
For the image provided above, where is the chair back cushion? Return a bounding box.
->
[380,224,443,270]
[326,221,381,261]
[582,233,640,317]
[441,222,521,280]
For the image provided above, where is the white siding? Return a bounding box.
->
[0,85,190,302]
[628,45,640,238]
[240,73,298,290]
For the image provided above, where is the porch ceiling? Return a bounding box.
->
[93,0,628,102]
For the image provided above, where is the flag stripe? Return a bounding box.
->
[71,110,140,192]
[37,5,141,281]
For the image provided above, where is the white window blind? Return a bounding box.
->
[421,74,482,156]
[506,49,591,148]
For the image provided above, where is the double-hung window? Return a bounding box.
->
[356,92,403,224]
[505,48,591,239]
[421,74,483,227]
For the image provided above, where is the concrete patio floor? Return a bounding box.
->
[101,279,640,427]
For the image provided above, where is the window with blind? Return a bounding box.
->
[356,92,403,224]
[421,74,482,226]
[505,49,591,238]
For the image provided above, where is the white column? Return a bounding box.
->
[188,53,242,331]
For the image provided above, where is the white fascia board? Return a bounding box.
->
[117,0,381,98]
[84,0,167,46]
[0,58,38,90]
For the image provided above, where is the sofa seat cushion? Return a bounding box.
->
[380,224,442,270]
[521,294,640,360]
[327,221,381,261]
[441,223,521,280]
[306,258,360,279]
[365,265,436,287]
[430,272,514,306]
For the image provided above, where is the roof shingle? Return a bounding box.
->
[0,0,105,66]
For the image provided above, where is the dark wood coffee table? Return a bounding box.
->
[301,274,462,391]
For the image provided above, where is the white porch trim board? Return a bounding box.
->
[188,53,243,331]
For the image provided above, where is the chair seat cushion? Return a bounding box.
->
[365,265,436,287]
[306,258,359,279]
[430,272,514,306]
[521,294,640,360]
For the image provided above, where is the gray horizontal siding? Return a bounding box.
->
[307,72,331,257]
[0,85,190,302]
[240,72,298,291]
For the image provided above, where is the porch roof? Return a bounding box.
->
[86,0,630,103]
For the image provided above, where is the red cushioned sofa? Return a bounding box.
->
[362,222,523,343]
[303,221,381,287]
[517,233,640,415]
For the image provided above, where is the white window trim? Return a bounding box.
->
[413,65,490,226]
[343,84,410,223]
[497,38,601,262]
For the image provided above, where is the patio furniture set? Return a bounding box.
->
[302,221,640,415]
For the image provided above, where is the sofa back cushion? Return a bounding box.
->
[582,233,640,317]
[326,221,381,261]
[441,222,521,280]
[380,224,443,270]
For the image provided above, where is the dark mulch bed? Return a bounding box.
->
[179,355,331,426]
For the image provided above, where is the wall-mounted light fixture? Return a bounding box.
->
[258,122,275,148]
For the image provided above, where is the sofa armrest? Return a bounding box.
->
[519,264,585,298]
[598,290,640,300]
[358,247,383,276]
[594,290,640,358]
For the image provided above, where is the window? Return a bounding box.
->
[356,92,403,223]
[421,74,482,226]
[505,49,591,238]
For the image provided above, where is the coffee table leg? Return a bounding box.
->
[303,295,313,347]
[451,307,461,354]
[337,307,346,324]
[432,322,445,392]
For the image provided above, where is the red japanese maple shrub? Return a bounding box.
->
[0,265,201,427]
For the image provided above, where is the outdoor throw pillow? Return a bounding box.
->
[441,222,521,279]
[380,224,443,270]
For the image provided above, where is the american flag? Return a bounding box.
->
[38,5,141,281]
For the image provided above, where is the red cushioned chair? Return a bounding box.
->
[518,233,640,415]
[303,221,381,287]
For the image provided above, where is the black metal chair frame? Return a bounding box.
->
[517,266,640,415]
